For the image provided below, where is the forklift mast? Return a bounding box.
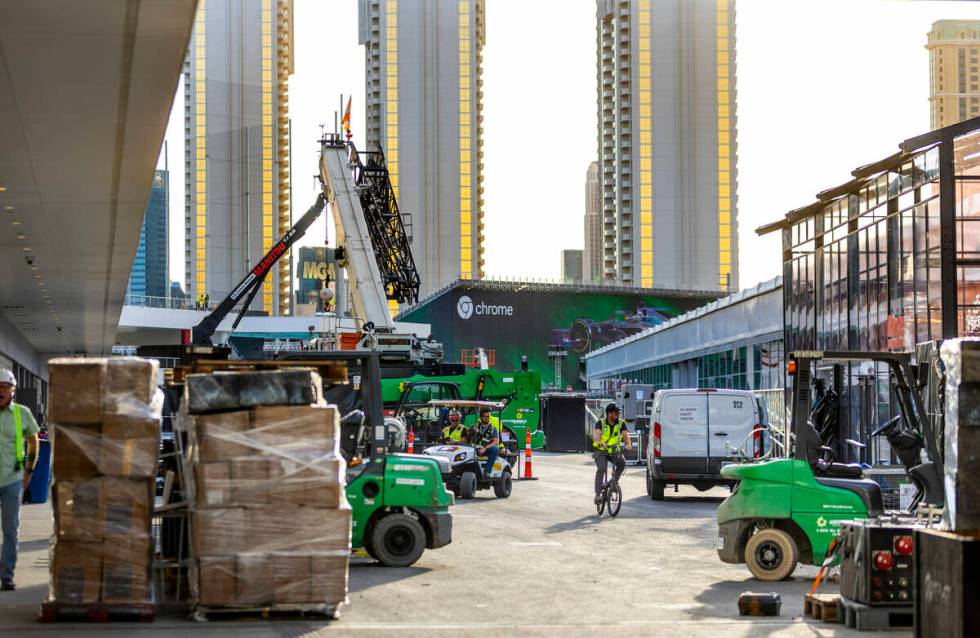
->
[788,350,941,473]
[275,351,387,476]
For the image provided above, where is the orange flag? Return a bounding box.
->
[341,97,352,135]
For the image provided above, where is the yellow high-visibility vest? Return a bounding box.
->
[594,418,626,451]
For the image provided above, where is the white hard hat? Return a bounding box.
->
[0,369,15,387]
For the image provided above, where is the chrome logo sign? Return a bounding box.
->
[457,295,474,319]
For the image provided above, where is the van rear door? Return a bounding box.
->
[658,393,708,474]
[707,393,757,473]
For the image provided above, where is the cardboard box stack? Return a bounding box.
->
[183,369,350,610]
[46,357,161,606]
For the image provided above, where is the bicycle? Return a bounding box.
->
[595,446,624,517]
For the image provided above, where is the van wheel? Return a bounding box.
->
[745,528,798,581]
[460,472,477,499]
[650,477,665,501]
[645,466,653,497]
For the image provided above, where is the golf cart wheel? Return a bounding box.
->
[608,483,623,517]
[460,471,478,499]
[745,528,798,581]
[369,514,426,568]
[493,470,512,498]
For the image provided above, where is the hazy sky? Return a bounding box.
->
[160,0,980,295]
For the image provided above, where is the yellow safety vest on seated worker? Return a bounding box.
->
[594,418,626,451]
[442,423,467,442]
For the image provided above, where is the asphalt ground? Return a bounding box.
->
[1,453,911,637]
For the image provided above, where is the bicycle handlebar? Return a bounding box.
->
[595,446,625,458]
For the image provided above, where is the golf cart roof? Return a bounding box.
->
[427,399,505,410]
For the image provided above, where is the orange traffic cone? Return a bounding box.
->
[518,428,538,480]
[407,425,415,454]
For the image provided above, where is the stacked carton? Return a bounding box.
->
[183,369,350,610]
[46,357,161,606]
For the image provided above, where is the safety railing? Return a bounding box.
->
[123,294,215,311]
[753,388,790,458]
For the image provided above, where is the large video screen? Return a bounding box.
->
[400,285,715,390]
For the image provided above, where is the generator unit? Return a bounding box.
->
[616,384,657,422]
[839,518,922,606]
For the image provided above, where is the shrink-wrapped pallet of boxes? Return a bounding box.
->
[42,357,161,622]
[181,368,351,619]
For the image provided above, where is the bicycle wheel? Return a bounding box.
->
[596,486,606,516]
[608,483,623,517]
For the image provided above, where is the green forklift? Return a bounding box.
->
[278,351,454,567]
[716,350,944,581]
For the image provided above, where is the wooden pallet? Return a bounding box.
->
[186,359,348,385]
[39,601,155,623]
[803,593,841,623]
[840,597,913,631]
[191,603,340,622]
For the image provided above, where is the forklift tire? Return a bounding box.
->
[745,528,798,581]
[363,530,377,561]
[493,470,512,498]
[460,472,477,499]
[369,514,426,568]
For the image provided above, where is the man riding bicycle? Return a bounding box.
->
[593,403,632,504]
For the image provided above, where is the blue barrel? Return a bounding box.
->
[26,432,51,504]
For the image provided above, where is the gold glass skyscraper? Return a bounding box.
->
[597,0,738,292]
[359,0,485,297]
[927,20,980,130]
[184,0,294,315]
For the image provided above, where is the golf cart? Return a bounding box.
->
[422,400,517,499]
[717,350,945,581]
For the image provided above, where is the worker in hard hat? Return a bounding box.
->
[441,409,467,443]
[0,369,40,591]
[593,403,631,504]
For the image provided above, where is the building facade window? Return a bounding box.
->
[698,346,748,389]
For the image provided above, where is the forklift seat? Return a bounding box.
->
[801,419,864,479]
[814,477,884,516]
[813,459,864,479]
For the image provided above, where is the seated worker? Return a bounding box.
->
[471,406,500,477]
[441,409,467,443]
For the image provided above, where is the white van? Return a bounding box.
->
[645,388,768,500]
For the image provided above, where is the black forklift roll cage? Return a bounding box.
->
[788,351,939,467]
[788,350,945,508]
[273,351,387,477]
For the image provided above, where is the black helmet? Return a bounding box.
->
[605,403,619,414]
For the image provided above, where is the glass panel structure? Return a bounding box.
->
[772,123,970,354]
[762,116,980,460]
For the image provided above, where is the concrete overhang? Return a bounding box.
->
[0,0,197,355]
